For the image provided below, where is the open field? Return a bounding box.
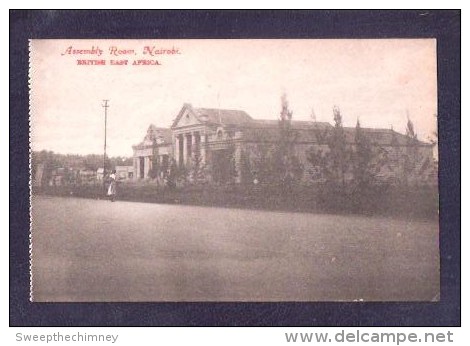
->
[31,196,439,302]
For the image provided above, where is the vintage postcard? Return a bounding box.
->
[29,39,438,302]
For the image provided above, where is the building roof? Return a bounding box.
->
[143,103,432,148]
[342,127,429,146]
[242,122,430,146]
[193,107,253,125]
[246,119,332,130]
[171,103,253,128]
[133,124,172,149]
[241,120,331,143]
[146,124,172,143]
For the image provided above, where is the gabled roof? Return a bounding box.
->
[146,124,172,144]
[171,103,253,128]
[133,124,172,148]
[193,107,253,125]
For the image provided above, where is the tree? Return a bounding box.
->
[306,106,352,186]
[307,106,350,185]
[148,138,160,180]
[330,106,350,186]
[310,107,317,122]
[306,146,330,183]
[190,149,208,185]
[405,116,418,141]
[352,118,375,187]
[403,117,419,185]
[239,149,253,184]
[227,143,239,184]
[250,143,275,185]
[273,93,303,186]
[34,150,61,185]
[166,157,187,188]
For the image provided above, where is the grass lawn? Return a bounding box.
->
[31,195,439,302]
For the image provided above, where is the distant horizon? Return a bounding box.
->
[32,149,133,158]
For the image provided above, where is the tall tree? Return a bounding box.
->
[330,106,350,186]
[310,107,317,122]
[405,116,418,141]
[251,143,274,185]
[307,106,351,186]
[274,93,303,185]
[403,116,419,185]
[227,143,239,184]
[167,157,187,188]
[190,149,207,184]
[148,137,160,181]
[239,149,253,184]
[352,118,374,187]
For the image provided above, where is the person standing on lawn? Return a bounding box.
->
[107,169,117,202]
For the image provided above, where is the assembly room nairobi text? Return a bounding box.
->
[60,45,182,66]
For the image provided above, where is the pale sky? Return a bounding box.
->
[30,39,437,157]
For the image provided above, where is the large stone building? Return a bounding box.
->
[132,103,436,185]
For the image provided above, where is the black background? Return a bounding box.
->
[10,10,460,326]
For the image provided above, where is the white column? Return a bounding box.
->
[133,157,138,180]
[144,156,150,178]
[174,135,180,166]
[201,133,206,165]
[192,132,197,161]
[183,133,188,166]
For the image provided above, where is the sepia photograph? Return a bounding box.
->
[29,38,439,303]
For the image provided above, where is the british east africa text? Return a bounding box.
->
[76,60,162,66]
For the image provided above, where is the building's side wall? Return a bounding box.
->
[239,141,435,186]
[372,144,435,185]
